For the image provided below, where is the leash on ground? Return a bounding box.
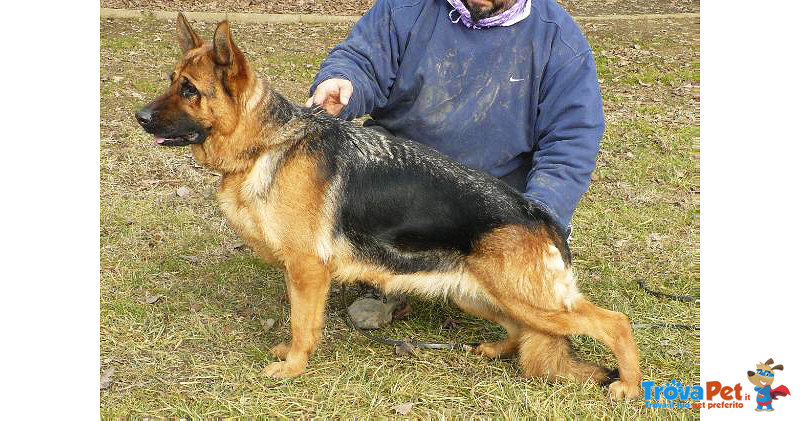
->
[637,278,699,303]
[339,277,699,352]
[634,278,699,331]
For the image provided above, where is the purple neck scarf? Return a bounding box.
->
[446,0,527,29]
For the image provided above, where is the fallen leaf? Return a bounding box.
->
[590,172,599,181]
[625,151,635,159]
[176,186,192,197]
[391,402,414,415]
[142,294,161,304]
[260,318,275,332]
[614,239,628,248]
[647,233,666,247]
[180,255,199,264]
[100,367,115,390]
[394,341,419,357]
[442,319,460,330]
[112,76,123,83]
[231,241,248,251]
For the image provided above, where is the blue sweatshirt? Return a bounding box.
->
[311,0,604,233]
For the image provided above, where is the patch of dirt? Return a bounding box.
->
[102,0,375,16]
[558,0,698,16]
[100,0,699,17]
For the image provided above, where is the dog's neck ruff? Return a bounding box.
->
[446,0,528,29]
[192,80,278,175]
[245,78,267,114]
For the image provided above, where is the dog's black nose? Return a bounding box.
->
[748,370,755,376]
[136,108,153,126]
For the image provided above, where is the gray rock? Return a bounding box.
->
[347,294,407,330]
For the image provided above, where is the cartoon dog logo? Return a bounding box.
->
[747,358,791,411]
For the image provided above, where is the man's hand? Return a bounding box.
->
[306,78,353,117]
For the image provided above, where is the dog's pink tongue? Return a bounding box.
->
[153,136,166,145]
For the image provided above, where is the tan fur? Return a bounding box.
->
[139,16,643,400]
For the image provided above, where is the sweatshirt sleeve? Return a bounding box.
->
[310,0,406,120]
[523,49,604,235]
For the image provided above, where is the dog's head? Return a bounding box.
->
[747,358,783,387]
[135,14,254,147]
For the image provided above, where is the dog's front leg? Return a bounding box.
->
[263,253,330,378]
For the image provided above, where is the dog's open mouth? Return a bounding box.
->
[153,132,201,147]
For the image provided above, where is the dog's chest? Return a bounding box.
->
[217,169,282,262]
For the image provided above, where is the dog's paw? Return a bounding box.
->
[474,342,506,359]
[262,361,305,378]
[270,342,291,360]
[608,380,641,401]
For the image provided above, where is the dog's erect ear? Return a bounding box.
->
[212,20,238,66]
[772,364,784,371]
[176,13,203,52]
[765,358,774,365]
[211,20,252,97]
[177,13,203,52]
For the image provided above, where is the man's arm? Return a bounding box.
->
[309,0,407,119]
[524,49,604,235]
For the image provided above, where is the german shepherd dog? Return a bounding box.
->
[135,14,642,400]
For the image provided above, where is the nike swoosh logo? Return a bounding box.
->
[510,77,524,82]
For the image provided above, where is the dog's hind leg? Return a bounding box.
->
[517,328,614,384]
[451,293,521,359]
[262,253,330,378]
[494,296,641,400]
[468,226,641,399]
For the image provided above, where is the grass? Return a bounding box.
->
[100,15,700,418]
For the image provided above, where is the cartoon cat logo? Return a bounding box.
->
[747,358,791,411]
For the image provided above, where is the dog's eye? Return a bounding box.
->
[181,79,199,98]
[757,370,763,375]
